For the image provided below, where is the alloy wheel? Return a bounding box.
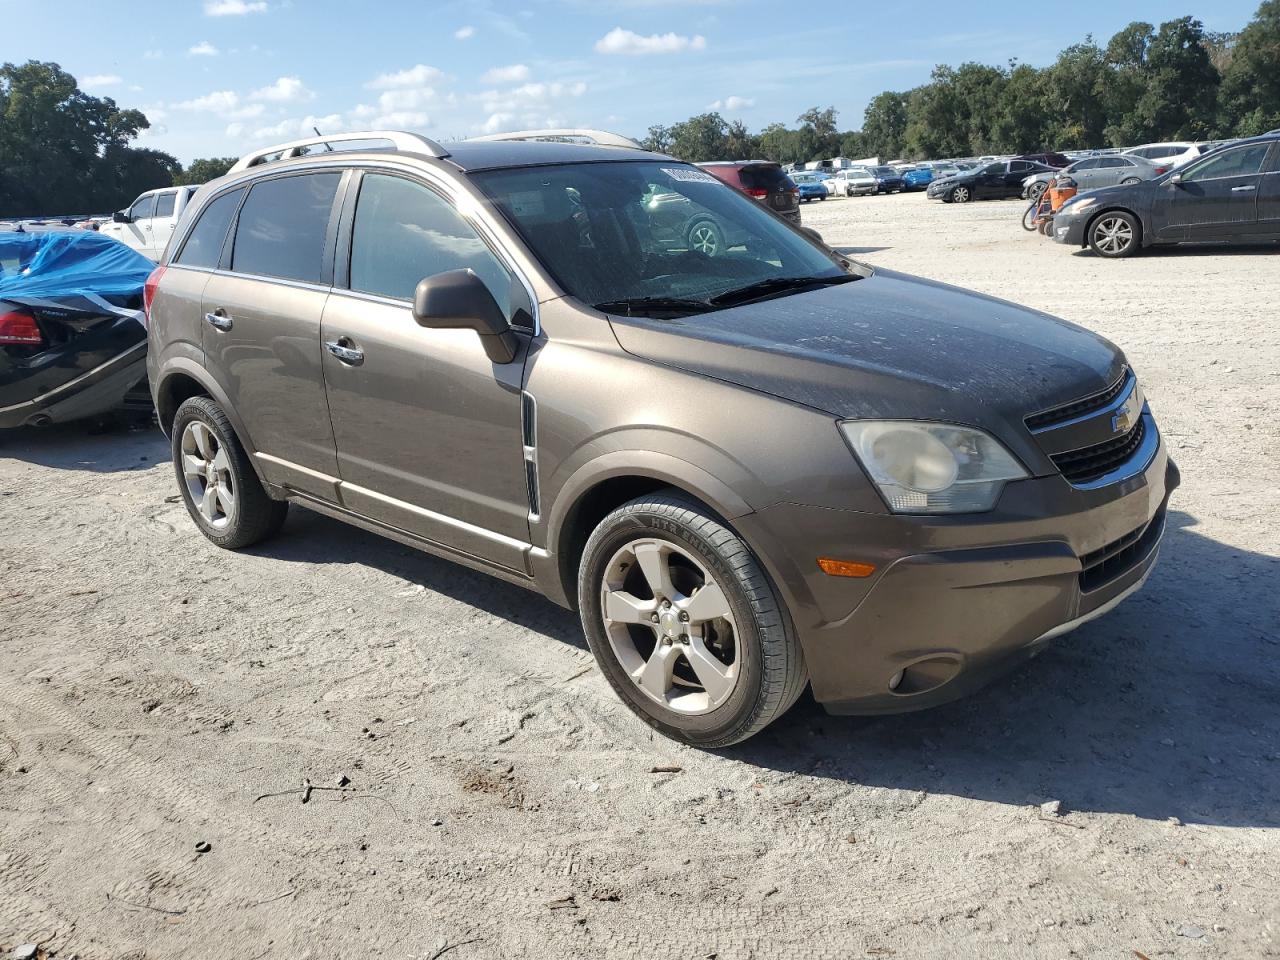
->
[952,186,971,203]
[599,538,739,715]
[180,420,235,529]
[689,222,721,256]
[1093,216,1134,255]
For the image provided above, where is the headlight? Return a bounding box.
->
[840,421,1028,514]
[1061,195,1096,213]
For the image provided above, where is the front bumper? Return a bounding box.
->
[1052,208,1091,246]
[735,433,1178,715]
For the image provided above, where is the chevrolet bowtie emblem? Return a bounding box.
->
[1111,382,1144,435]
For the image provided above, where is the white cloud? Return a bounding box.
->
[455,25,475,39]
[225,122,245,138]
[480,64,530,85]
[175,90,241,113]
[594,27,706,55]
[479,112,514,134]
[82,74,122,89]
[205,0,266,15]
[250,76,313,103]
[189,41,219,56]
[371,111,430,129]
[249,113,346,141]
[709,95,754,111]
[476,80,586,116]
[366,64,444,90]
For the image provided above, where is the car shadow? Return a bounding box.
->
[250,504,588,651]
[1073,241,1280,258]
[729,510,1280,828]
[0,418,168,473]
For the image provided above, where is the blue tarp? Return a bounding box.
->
[0,231,155,304]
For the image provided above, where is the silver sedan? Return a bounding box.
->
[1022,154,1167,201]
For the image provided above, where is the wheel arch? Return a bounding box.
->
[537,451,755,610]
[1083,205,1147,249]
[155,360,270,485]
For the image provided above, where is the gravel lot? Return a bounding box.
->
[2,192,1277,959]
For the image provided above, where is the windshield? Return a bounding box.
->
[473,161,850,314]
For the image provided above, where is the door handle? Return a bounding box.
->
[324,339,364,365]
[1231,185,1257,192]
[204,311,232,331]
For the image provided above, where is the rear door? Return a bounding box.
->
[1005,161,1034,196]
[200,170,344,498]
[1093,157,1130,187]
[1158,141,1270,241]
[320,171,533,569]
[1257,143,1280,237]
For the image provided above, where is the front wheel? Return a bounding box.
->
[950,185,972,203]
[171,396,287,549]
[1120,177,1142,185]
[1027,182,1047,203]
[1088,211,1140,258]
[578,492,807,748]
[687,219,725,257]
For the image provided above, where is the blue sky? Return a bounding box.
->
[6,0,1265,163]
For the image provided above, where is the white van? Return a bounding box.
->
[100,185,200,261]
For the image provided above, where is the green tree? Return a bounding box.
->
[1040,39,1108,149]
[665,112,729,162]
[860,91,908,158]
[1219,0,1280,135]
[641,124,672,153]
[173,157,237,186]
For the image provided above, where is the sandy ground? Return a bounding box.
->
[2,192,1278,960]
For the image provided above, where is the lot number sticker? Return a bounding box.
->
[662,167,719,184]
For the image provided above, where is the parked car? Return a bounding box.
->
[1121,142,1205,169]
[100,185,200,261]
[1,231,154,429]
[928,159,1059,202]
[827,167,877,197]
[1015,152,1070,169]
[791,171,831,202]
[1023,155,1170,201]
[901,167,934,191]
[698,161,800,224]
[1052,133,1280,257]
[640,184,752,257]
[869,165,905,193]
[147,128,1176,747]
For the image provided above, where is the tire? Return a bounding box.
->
[1022,203,1039,232]
[171,396,287,549]
[950,185,972,203]
[577,491,807,748]
[1120,177,1142,185]
[687,219,725,257]
[1088,211,1141,258]
[1027,181,1047,203]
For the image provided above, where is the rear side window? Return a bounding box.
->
[231,173,341,283]
[1184,143,1271,182]
[154,192,177,218]
[737,165,787,192]
[349,174,516,308]
[175,187,244,269]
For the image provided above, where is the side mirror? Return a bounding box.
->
[412,269,519,365]
[1168,172,1184,185]
[800,226,825,246]
[112,210,131,223]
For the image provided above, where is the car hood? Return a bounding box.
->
[607,269,1125,465]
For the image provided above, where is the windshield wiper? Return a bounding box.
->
[592,296,713,317]
[708,273,859,307]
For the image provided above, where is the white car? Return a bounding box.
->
[1122,142,1208,169]
[827,167,877,197]
[100,185,200,261]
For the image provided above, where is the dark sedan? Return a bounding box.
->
[928,159,1059,203]
[1051,134,1280,258]
[870,165,905,193]
[1,231,153,429]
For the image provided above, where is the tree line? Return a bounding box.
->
[642,4,1280,163]
[3,3,1277,215]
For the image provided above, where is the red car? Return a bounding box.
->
[697,161,800,224]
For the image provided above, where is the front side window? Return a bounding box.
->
[1183,143,1271,182]
[231,173,341,283]
[473,160,850,313]
[348,174,518,313]
[129,194,156,221]
[175,187,245,269]
[154,191,177,218]
[982,163,1004,175]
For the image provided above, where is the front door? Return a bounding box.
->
[108,193,155,255]
[1253,146,1280,237]
[320,171,534,570]
[1155,141,1270,241]
[201,170,343,497]
[974,163,1007,198]
[150,189,180,259]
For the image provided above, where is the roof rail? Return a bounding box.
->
[228,130,450,173]
[465,128,642,149]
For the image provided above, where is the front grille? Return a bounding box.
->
[1079,505,1166,592]
[1026,370,1130,431]
[1050,417,1146,485]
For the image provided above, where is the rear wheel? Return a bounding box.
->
[1120,177,1142,185]
[950,185,972,203]
[171,396,287,549]
[1088,211,1140,258]
[578,491,807,748]
[687,219,725,257]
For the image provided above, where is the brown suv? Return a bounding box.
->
[146,129,1176,747]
